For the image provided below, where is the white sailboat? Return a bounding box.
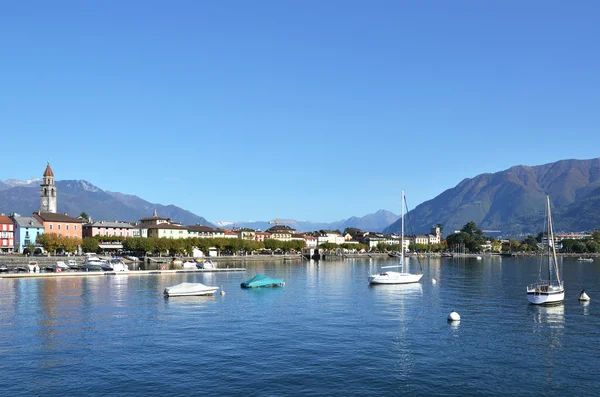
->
[369,191,423,284]
[526,196,564,305]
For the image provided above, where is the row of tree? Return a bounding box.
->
[78,236,308,257]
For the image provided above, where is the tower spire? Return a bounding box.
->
[40,162,57,213]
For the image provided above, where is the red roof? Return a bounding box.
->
[43,163,54,177]
[0,215,13,224]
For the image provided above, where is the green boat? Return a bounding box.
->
[240,273,284,288]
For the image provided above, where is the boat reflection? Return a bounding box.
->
[369,282,423,295]
[369,282,423,306]
[532,303,565,326]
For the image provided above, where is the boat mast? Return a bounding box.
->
[547,196,561,284]
[401,190,404,271]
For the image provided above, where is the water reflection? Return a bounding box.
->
[369,282,423,300]
[532,304,565,326]
[579,300,590,316]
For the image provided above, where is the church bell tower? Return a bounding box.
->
[40,162,57,213]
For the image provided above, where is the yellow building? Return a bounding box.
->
[147,223,189,239]
[266,225,294,241]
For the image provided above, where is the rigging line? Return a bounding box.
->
[403,194,423,273]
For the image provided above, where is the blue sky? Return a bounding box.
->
[2,1,599,223]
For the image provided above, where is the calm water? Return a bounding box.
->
[1,257,599,396]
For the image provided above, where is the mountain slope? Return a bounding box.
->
[0,180,214,226]
[383,158,600,236]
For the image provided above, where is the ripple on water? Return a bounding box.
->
[1,257,599,396]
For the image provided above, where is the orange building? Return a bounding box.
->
[33,212,84,239]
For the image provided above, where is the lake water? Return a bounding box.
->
[1,256,599,396]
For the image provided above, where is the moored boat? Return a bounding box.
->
[107,258,129,272]
[369,191,423,285]
[164,282,219,297]
[577,257,594,262]
[196,259,215,269]
[526,196,564,305]
[241,273,284,288]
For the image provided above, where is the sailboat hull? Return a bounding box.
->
[369,272,423,284]
[526,284,564,305]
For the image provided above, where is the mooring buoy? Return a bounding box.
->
[578,289,590,302]
[448,311,461,322]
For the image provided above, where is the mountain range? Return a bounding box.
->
[0,178,398,232]
[383,158,600,237]
[215,210,399,233]
[0,179,214,227]
[5,157,598,237]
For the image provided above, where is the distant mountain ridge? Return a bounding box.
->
[0,179,214,227]
[219,210,399,233]
[0,178,398,232]
[383,158,600,237]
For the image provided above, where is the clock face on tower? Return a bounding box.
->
[41,198,48,211]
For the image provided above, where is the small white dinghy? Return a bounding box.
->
[164,282,219,297]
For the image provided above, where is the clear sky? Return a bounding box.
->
[2,1,599,223]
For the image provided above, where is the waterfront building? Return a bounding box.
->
[223,230,239,239]
[147,223,189,239]
[33,212,84,239]
[237,228,256,240]
[428,226,443,244]
[83,221,134,238]
[364,233,386,249]
[131,224,149,238]
[266,225,295,241]
[414,234,430,245]
[254,231,271,242]
[0,215,15,253]
[556,232,592,240]
[40,163,57,213]
[10,214,44,253]
[296,234,317,248]
[315,230,346,245]
[139,210,170,227]
[186,225,225,238]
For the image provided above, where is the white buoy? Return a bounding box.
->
[432,278,437,284]
[578,289,590,301]
[476,256,482,260]
[220,285,226,296]
[448,311,461,322]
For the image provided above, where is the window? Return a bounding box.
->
[49,224,53,230]
[58,225,61,230]
[74,225,77,231]
[66,225,69,230]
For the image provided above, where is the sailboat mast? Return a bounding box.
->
[401,190,405,268]
[547,196,561,284]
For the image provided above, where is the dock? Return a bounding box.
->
[0,268,246,279]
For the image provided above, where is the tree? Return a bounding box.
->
[79,212,90,222]
[81,237,99,253]
[461,221,483,238]
[592,230,600,243]
[37,233,61,254]
[23,240,37,255]
[521,236,538,251]
[63,237,81,253]
[585,240,599,253]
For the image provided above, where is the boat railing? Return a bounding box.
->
[527,280,564,292]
